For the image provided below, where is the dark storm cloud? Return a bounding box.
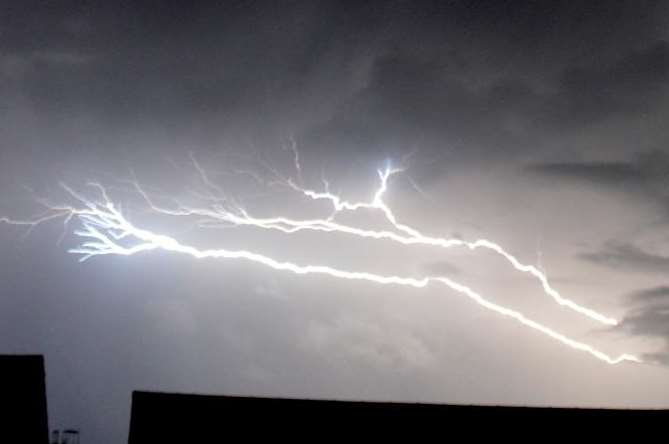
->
[628,286,669,303]
[618,286,669,365]
[531,151,669,277]
[542,41,669,127]
[304,39,669,171]
[3,1,669,165]
[529,162,642,184]
[304,53,535,154]
[527,150,669,211]
[579,242,669,274]
[2,2,374,133]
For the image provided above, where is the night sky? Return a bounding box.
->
[3,1,669,442]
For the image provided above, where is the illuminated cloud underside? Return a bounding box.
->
[1,164,641,365]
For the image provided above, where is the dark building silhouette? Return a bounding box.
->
[128,390,668,442]
[0,355,49,444]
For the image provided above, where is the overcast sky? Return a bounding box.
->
[3,1,669,442]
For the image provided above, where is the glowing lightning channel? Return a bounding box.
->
[288,166,619,325]
[177,160,618,326]
[77,188,640,364]
[1,180,639,365]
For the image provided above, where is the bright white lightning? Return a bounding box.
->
[292,167,621,326]
[178,160,618,326]
[2,178,640,365]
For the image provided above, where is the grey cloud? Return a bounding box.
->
[527,150,669,213]
[302,53,540,170]
[304,40,669,173]
[527,161,642,185]
[618,286,669,364]
[579,242,669,274]
[543,41,669,127]
[0,50,93,78]
[301,315,434,370]
[3,2,668,170]
[628,286,669,304]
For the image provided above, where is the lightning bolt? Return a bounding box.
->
[180,159,618,325]
[1,168,641,365]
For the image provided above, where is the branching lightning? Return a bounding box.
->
[169,159,618,326]
[0,156,642,365]
[290,168,620,326]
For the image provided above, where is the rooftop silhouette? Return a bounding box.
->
[0,355,49,444]
[128,390,667,442]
